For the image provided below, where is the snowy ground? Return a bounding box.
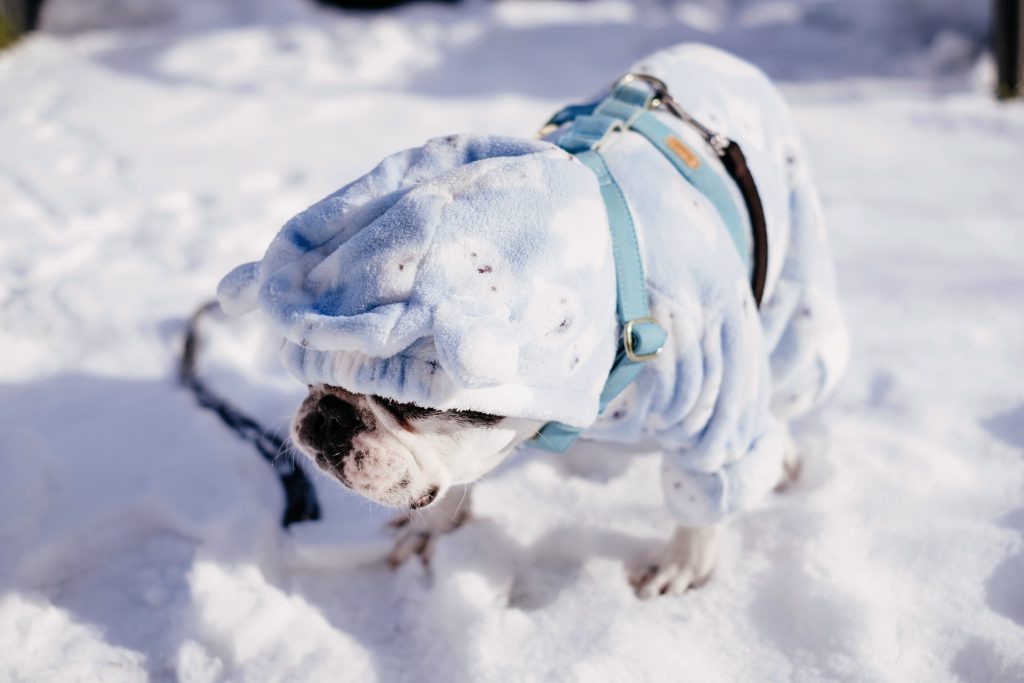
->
[2,0,1023,681]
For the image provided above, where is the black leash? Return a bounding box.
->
[179,301,321,527]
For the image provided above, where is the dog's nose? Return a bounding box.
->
[297,394,362,461]
[317,394,360,429]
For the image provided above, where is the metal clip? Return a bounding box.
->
[658,92,729,156]
[615,71,730,157]
[623,317,663,363]
[614,72,671,99]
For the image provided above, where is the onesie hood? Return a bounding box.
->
[218,134,617,427]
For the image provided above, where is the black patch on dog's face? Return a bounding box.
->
[453,409,505,427]
[372,396,504,430]
[295,394,371,475]
[375,396,440,424]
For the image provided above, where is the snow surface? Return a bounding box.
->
[1,0,1023,681]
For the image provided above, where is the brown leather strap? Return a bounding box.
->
[720,141,769,306]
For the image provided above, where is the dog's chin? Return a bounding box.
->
[341,475,448,511]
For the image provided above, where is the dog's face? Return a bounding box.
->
[291,384,543,509]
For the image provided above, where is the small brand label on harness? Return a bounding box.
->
[665,136,701,170]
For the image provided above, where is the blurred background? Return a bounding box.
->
[0,0,1012,91]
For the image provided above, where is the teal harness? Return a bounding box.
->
[531,74,768,452]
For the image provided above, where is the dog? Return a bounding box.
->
[218,43,848,598]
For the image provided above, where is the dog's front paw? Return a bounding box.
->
[629,525,719,599]
[386,484,472,568]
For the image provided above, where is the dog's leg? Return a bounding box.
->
[630,525,719,599]
[386,483,473,568]
[761,145,849,421]
[775,436,802,492]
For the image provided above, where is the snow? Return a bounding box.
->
[1,0,1022,681]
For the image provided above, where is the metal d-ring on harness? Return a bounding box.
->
[530,73,769,453]
[180,302,321,527]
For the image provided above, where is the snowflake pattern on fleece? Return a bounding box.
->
[218,44,848,526]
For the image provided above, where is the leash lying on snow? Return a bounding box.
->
[180,301,321,527]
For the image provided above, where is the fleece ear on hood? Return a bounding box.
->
[218,134,618,428]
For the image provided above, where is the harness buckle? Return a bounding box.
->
[623,317,664,362]
[592,120,627,151]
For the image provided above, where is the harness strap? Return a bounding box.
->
[533,85,667,452]
[539,77,769,304]
[629,112,751,267]
[532,148,667,452]
[532,75,768,453]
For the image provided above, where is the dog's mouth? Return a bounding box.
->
[409,485,440,509]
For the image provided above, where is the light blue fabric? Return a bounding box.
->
[218,44,849,527]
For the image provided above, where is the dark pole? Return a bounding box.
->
[994,0,1024,99]
[0,0,44,46]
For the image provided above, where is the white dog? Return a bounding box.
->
[219,44,848,598]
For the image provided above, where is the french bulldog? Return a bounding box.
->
[220,43,848,598]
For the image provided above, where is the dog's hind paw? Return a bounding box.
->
[774,440,802,493]
[629,525,719,599]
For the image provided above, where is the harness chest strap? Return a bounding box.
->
[531,147,666,451]
[531,76,767,452]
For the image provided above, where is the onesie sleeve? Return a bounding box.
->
[658,285,790,527]
[660,417,789,526]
